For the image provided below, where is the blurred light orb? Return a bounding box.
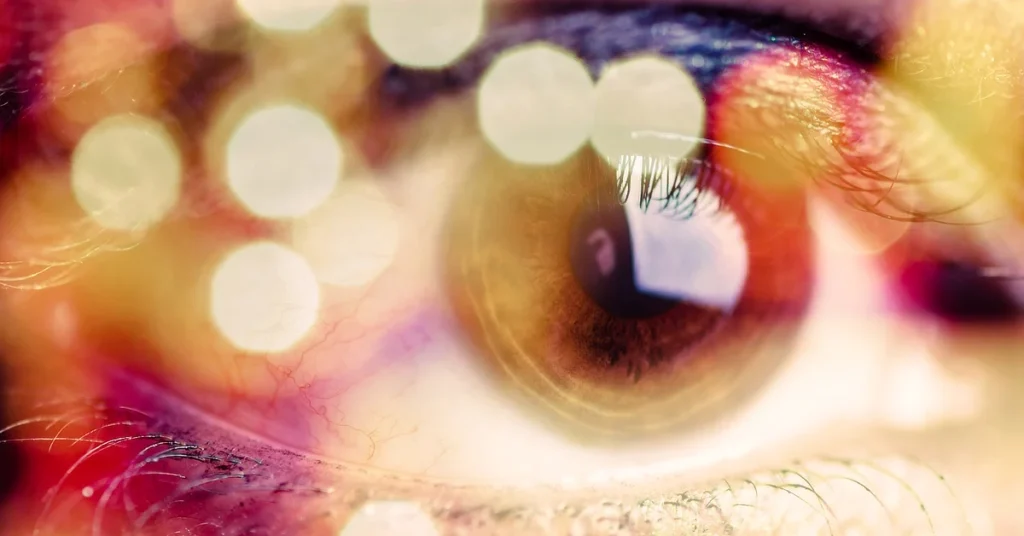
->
[71,114,182,231]
[226,104,342,219]
[477,43,595,165]
[368,0,484,68]
[210,241,321,353]
[591,55,706,163]
[291,181,400,288]
[339,501,439,536]
[235,0,341,32]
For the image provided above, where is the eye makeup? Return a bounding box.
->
[380,5,879,109]
[0,2,1005,535]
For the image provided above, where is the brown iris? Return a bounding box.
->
[443,146,813,440]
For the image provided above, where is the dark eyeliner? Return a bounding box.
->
[378,5,880,109]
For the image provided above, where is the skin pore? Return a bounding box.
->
[1,0,1024,534]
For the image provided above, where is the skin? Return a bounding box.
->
[1,0,1024,534]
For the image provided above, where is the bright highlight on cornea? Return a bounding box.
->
[71,114,183,232]
[591,55,707,163]
[368,0,484,68]
[477,42,596,165]
[209,241,321,353]
[291,180,401,288]
[225,104,343,220]
[235,0,342,32]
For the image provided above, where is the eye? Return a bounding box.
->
[0,1,1014,534]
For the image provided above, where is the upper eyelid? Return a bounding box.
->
[379,5,878,109]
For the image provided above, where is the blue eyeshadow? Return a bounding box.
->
[378,6,878,108]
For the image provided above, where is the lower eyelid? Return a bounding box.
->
[0,377,980,536]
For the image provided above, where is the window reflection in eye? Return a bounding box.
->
[0,0,1021,535]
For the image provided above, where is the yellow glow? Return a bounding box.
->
[339,501,439,536]
[477,43,595,165]
[875,331,987,431]
[591,55,706,163]
[226,104,342,219]
[368,0,484,68]
[45,23,147,94]
[172,0,242,49]
[291,180,399,288]
[885,0,1024,205]
[45,23,161,136]
[210,241,321,354]
[235,0,341,32]
[71,114,182,232]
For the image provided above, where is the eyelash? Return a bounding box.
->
[3,386,959,535]
[0,4,978,535]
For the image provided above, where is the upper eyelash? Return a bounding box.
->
[0,6,993,536]
[608,152,735,220]
[380,6,1009,227]
[378,7,850,108]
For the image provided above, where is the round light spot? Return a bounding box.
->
[368,0,484,68]
[210,241,321,353]
[235,0,341,32]
[292,181,400,288]
[340,501,439,536]
[591,55,706,163]
[71,114,182,231]
[226,104,342,219]
[477,43,595,165]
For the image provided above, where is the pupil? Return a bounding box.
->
[568,202,678,319]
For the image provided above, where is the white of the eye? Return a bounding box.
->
[339,501,439,536]
[291,180,401,288]
[621,170,748,312]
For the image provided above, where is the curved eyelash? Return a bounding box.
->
[768,126,994,225]
[612,152,736,220]
[1,390,962,536]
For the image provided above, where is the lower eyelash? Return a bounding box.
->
[0,385,969,535]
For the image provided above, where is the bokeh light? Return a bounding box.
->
[339,501,439,536]
[70,114,182,232]
[368,0,484,68]
[210,241,321,353]
[226,104,343,219]
[591,55,706,163]
[235,0,341,32]
[477,42,595,165]
[291,180,400,288]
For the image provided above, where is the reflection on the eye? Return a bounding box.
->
[0,1,1021,535]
